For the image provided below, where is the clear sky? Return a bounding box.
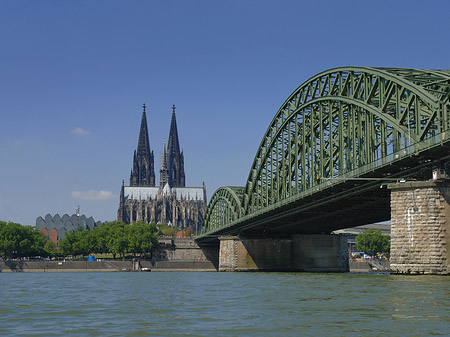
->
[1,0,450,226]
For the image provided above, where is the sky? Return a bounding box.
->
[1,0,450,226]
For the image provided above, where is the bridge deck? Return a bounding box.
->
[198,142,450,243]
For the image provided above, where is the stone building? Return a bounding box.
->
[117,104,206,231]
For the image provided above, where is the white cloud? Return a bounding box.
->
[71,190,114,201]
[72,127,90,136]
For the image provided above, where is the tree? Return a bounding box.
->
[158,224,177,237]
[105,221,128,258]
[72,230,94,258]
[56,221,158,259]
[43,239,59,257]
[58,230,78,257]
[184,227,195,238]
[0,221,46,259]
[126,222,158,258]
[356,229,390,258]
[92,225,108,254]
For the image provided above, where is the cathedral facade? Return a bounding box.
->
[117,104,206,231]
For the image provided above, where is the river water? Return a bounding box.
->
[0,272,448,336]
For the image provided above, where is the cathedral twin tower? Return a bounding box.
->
[130,103,185,188]
[118,104,206,229]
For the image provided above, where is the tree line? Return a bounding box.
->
[0,220,158,260]
[58,221,158,258]
[0,221,57,259]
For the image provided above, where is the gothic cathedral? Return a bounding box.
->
[117,104,207,231]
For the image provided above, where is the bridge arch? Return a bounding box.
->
[203,186,244,233]
[202,66,450,234]
[243,66,450,213]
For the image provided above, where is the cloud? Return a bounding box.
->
[72,127,90,136]
[71,190,114,201]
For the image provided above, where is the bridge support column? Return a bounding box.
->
[218,235,348,272]
[389,181,450,275]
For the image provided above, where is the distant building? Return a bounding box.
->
[35,210,101,245]
[117,104,207,231]
[333,223,391,252]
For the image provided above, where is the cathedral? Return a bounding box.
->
[117,104,207,231]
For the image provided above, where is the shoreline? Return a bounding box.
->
[0,259,386,273]
[0,259,217,273]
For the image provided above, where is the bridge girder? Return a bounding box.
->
[203,186,244,233]
[202,67,450,237]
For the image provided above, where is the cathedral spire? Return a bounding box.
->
[160,141,169,187]
[130,103,155,187]
[167,104,185,187]
[167,104,181,157]
[137,103,151,158]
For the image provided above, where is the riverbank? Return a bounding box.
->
[0,260,217,272]
[0,260,139,272]
[349,259,390,272]
[0,259,386,272]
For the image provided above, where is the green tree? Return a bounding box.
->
[0,221,46,258]
[43,239,59,257]
[104,221,128,258]
[356,229,390,258]
[72,230,94,258]
[92,225,108,254]
[158,224,177,237]
[126,222,158,258]
[58,231,78,257]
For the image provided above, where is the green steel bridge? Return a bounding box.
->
[197,67,450,243]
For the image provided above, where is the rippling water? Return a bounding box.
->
[0,272,449,336]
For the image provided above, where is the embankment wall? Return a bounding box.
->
[389,181,450,275]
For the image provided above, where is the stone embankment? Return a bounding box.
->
[0,260,137,272]
[349,260,390,273]
[1,259,387,273]
[0,259,217,272]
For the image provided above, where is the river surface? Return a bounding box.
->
[0,272,449,336]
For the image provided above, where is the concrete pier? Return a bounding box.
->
[218,234,348,272]
[389,181,450,275]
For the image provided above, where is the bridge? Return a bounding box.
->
[197,67,450,274]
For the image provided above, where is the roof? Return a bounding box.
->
[124,185,205,201]
[333,223,391,236]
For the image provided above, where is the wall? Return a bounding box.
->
[155,237,219,270]
[218,234,348,272]
[0,260,143,272]
[389,181,450,275]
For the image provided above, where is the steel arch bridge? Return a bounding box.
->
[198,66,450,242]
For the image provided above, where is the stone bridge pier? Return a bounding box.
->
[389,181,450,275]
[218,234,348,272]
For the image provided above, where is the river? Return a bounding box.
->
[0,272,448,336]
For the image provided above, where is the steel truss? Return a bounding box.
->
[202,67,450,235]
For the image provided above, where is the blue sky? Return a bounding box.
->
[1,0,450,226]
